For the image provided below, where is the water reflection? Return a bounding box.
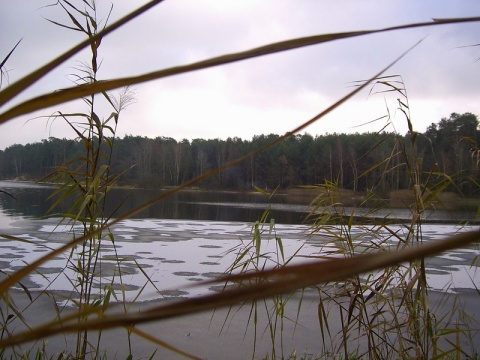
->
[1,180,478,227]
[0,181,309,224]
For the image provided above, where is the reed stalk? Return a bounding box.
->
[0,1,479,359]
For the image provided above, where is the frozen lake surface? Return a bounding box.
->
[1,217,478,301]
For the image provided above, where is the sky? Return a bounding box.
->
[1,1,480,150]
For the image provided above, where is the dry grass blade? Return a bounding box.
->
[2,2,478,358]
[0,0,163,107]
[0,230,478,348]
[0,42,413,296]
[2,16,480,124]
[358,156,392,179]
[0,30,360,122]
[0,190,16,200]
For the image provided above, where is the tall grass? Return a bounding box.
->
[221,187,307,359]
[40,2,138,358]
[1,1,480,359]
[304,78,438,358]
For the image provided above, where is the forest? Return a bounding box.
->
[1,112,479,197]
[2,1,480,358]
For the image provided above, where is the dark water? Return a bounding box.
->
[0,180,477,225]
[0,180,310,224]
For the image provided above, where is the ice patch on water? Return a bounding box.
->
[1,218,478,300]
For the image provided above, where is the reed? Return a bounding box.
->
[40,2,138,358]
[304,77,438,358]
[0,1,479,359]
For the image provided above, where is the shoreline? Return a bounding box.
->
[2,286,479,359]
[1,179,478,225]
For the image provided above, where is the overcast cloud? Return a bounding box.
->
[1,1,480,150]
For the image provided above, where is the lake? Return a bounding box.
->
[0,180,479,359]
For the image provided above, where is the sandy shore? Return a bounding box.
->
[3,287,326,360]
[2,284,479,360]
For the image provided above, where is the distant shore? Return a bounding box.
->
[1,179,479,225]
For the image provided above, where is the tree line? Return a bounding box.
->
[1,112,479,197]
